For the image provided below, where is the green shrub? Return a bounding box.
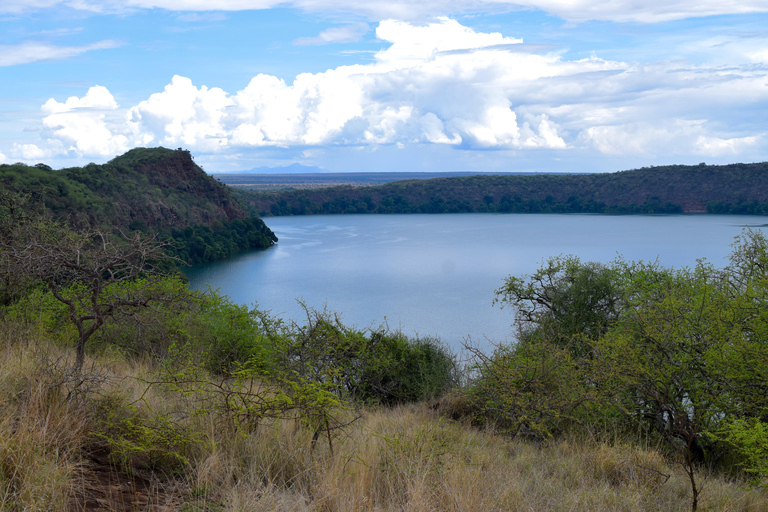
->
[258,303,458,406]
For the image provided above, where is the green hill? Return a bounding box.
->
[241,162,768,216]
[0,147,277,263]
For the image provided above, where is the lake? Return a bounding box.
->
[185,214,767,351]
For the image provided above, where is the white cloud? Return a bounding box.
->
[374,17,521,65]
[126,75,233,150]
[42,84,119,113]
[12,143,51,161]
[32,18,563,154]
[579,120,764,158]
[6,0,768,23]
[39,86,129,157]
[511,0,768,23]
[0,0,61,14]
[694,135,761,157]
[294,23,369,45]
[748,49,768,64]
[26,18,768,165]
[9,141,72,162]
[0,152,7,164]
[0,40,119,66]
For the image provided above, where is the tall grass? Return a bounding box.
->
[0,320,766,511]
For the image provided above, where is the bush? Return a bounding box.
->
[258,303,459,406]
[463,339,592,439]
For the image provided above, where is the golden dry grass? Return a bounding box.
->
[1,322,766,512]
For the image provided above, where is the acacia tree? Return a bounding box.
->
[0,192,180,374]
[485,235,768,511]
[494,255,623,357]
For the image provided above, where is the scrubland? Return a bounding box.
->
[1,321,765,512]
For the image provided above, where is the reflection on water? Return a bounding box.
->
[186,214,766,352]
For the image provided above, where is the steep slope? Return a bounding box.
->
[0,147,244,229]
[0,147,277,263]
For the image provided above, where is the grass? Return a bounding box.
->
[1,320,766,511]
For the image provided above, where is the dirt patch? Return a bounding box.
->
[70,450,186,512]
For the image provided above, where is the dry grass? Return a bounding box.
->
[0,328,86,511]
[1,322,767,512]
[186,406,768,512]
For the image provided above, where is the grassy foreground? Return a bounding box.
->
[1,322,766,512]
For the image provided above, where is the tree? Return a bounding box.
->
[0,192,181,374]
[485,236,768,511]
[494,255,623,357]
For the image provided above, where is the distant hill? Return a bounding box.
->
[239,162,768,216]
[0,147,277,264]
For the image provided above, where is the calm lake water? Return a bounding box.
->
[185,214,768,351]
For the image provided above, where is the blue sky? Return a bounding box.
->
[2,1,768,173]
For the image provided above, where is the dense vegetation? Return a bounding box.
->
[241,161,768,216]
[0,147,277,264]
[456,231,768,510]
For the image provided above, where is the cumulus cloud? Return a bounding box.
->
[0,40,120,66]
[6,0,768,23]
[28,18,768,164]
[12,143,52,161]
[0,152,7,164]
[694,135,761,157]
[294,23,369,45]
[49,18,561,153]
[126,76,232,150]
[39,86,129,157]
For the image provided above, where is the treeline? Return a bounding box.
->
[706,199,768,215]
[242,161,768,216]
[0,147,277,263]
[265,191,682,215]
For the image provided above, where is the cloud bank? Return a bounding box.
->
[22,18,767,165]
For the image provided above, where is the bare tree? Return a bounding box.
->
[0,192,180,374]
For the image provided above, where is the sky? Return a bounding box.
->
[1,1,768,173]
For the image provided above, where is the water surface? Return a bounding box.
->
[186,214,766,351]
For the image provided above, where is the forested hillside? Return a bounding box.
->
[242,162,768,216]
[0,147,276,263]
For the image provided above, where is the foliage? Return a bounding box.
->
[259,304,459,405]
[711,418,768,485]
[167,217,277,264]
[3,275,457,409]
[0,199,184,374]
[462,229,768,510]
[464,339,593,439]
[0,147,277,266]
[495,255,623,357]
[92,392,195,472]
[239,161,768,217]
